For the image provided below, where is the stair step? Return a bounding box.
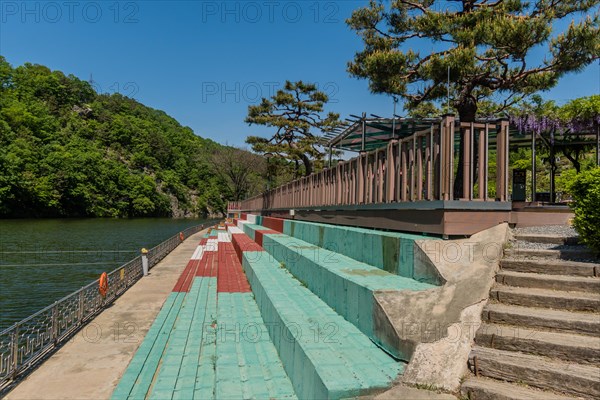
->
[501,258,599,277]
[267,217,441,284]
[475,323,600,365]
[482,303,600,336]
[490,285,600,311]
[240,243,403,399]
[468,346,600,398]
[513,234,579,245]
[496,270,600,294]
[241,222,436,360]
[461,376,577,400]
[215,293,296,399]
[505,247,598,262]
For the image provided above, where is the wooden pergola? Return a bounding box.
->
[235,114,592,235]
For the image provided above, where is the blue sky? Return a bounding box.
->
[1,1,598,147]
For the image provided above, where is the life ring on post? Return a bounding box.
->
[99,272,108,297]
[179,232,184,241]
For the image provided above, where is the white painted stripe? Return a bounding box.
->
[206,239,219,252]
[228,226,243,234]
[191,245,205,260]
[218,232,231,242]
[237,220,248,231]
[247,214,257,224]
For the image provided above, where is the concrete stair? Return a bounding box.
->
[467,346,600,398]
[462,376,577,399]
[512,233,579,245]
[489,285,600,311]
[463,229,600,399]
[496,270,600,293]
[475,323,600,365]
[505,247,597,261]
[482,302,599,336]
[500,258,599,277]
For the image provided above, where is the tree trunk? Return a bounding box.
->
[454,96,477,199]
[562,148,581,173]
[301,153,313,176]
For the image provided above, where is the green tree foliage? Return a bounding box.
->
[245,81,340,177]
[347,1,599,119]
[567,167,600,253]
[0,57,233,218]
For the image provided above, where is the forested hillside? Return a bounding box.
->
[0,57,233,218]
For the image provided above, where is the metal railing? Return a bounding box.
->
[0,223,210,391]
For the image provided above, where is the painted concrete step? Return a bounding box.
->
[505,247,598,262]
[148,277,218,400]
[241,222,436,359]
[468,346,600,398]
[216,293,296,399]
[496,270,600,294]
[111,292,187,400]
[490,285,600,312]
[500,257,599,277]
[475,323,600,365]
[241,249,403,399]
[461,376,577,400]
[482,302,600,336]
[264,217,440,284]
[513,233,579,245]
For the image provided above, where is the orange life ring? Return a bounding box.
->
[99,272,108,297]
[179,232,184,241]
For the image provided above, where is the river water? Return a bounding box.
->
[0,218,211,331]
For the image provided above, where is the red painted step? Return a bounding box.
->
[172,259,199,292]
[231,234,263,264]
[261,217,284,233]
[217,242,251,293]
[254,229,280,247]
[196,252,218,277]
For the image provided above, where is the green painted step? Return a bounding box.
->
[242,250,404,399]
[241,222,271,241]
[148,277,217,400]
[112,277,218,400]
[111,292,186,400]
[216,293,296,399]
[242,223,435,356]
[280,218,439,283]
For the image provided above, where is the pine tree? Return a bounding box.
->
[245,81,340,177]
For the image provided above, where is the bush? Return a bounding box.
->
[568,167,600,254]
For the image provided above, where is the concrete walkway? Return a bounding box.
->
[6,230,207,400]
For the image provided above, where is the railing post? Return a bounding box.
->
[496,119,510,201]
[441,114,455,200]
[78,290,84,324]
[141,248,149,276]
[11,323,19,379]
[51,302,59,344]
